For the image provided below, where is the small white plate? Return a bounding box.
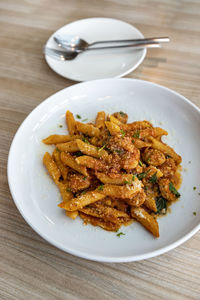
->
[8,79,200,263]
[44,18,146,81]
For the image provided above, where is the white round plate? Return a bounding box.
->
[44,18,146,81]
[8,79,200,263]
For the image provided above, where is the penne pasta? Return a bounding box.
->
[76,139,109,159]
[43,152,61,184]
[52,149,69,181]
[131,207,159,237]
[95,172,135,185]
[56,140,79,152]
[42,134,81,145]
[58,191,105,211]
[105,121,121,135]
[75,155,105,171]
[98,182,142,199]
[66,110,76,135]
[95,111,106,129]
[76,121,100,137]
[66,210,79,220]
[60,152,88,176]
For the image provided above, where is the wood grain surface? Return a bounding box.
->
[0,0,200,299]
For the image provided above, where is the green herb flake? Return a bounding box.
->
[116,232,125,237]
[98,185,104,191]
[75,151,84,157]
[58,124,63,128]
[147,157,151,162]
[81,190,87,195]
[133,131,140,138]
[56,147,61,152]
[66,188,72,192]
[137,171,148,180]
[124,180,131,185]
[166,154,172,159]
[193,212,197,216]
[149,172,158,184]
[169,182,181,198]
[83,176,87,180]
[76,114,81,119]
[82,118,88,122]
[132,175,136,181]
[193,186,197,190]
[132,139,135,144]
[156,196,167,214]
[115,149,123,154]
[82,137,90,144]
[119,111,125,116]
[139,160,143,167]
[98,144,106,152]
[120,129,126,138]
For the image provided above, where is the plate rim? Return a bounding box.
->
[44,17,147,82]
[7,78,200,262]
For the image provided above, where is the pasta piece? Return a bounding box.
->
[144,196,157,212]
[56,141,79,152]
[75,155,105,171]
[60,152,88,176]
[105,121,121,135]
[149,137,182,164]
[98,182,142,199]
[95,111,106,129]
[138,127,168,139]
[113,112,128,124]
[95,172,135,185]
[66,210,79,220]
[158,178,178,202]
[57,182,73,202]
[76,122,100,137]
[66,110,76,135]
[43,152,61,184]
[59,191,105,211]
[52,149,68,181]
[122,120,152,131]
[68,173,90,192]
[131,207,159,237]
[80,205,130,223]
[42,134,81,145]
[109,115,122,126]
[124,190,146,207]
[76,139,109,159]
[79,212,120,232]
[132,138,151,149]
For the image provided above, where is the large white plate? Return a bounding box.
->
[45,18,146,81]
[8,79,200,263]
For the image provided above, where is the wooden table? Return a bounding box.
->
[1,0,200,299]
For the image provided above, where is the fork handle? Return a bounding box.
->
[83,41,161,52]
[89,37,169,47]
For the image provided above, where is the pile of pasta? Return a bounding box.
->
[43,110,182,238]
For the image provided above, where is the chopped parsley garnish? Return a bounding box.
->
[156,196,167,214]
[82,118,88,122]
[193,186,196,190]
[166,154,172,159]
[66,188,72,192]
[149,172,158,184]
[133,131,140,138]
[147,157,151,162]
[116,232,125,237]
[137,171,149,180]
[132,175,136,181]
[132,139,135,144]
[76,114,81,119]
[56,147,61,152]
[169,182,180,198]
[115,149,123,154]
[81,190,87,195]
[82,137,90,144]
[139,160,143,167]
[58,124,63,128]
[83,176,87,180]
[119,111,126,116]
[75,151,84,157]
[98,185,104,191]
[98,144,106,151]
[120,129,126,138]
[193,212,197,216]
[124,180,131,185]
